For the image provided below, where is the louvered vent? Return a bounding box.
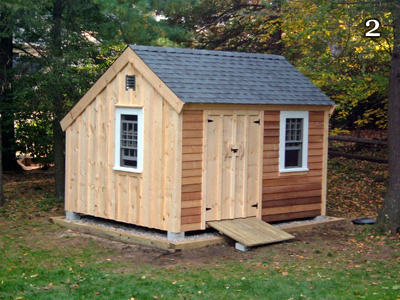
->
[126,75,136,90]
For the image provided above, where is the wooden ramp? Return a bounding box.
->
[207,217,294,247]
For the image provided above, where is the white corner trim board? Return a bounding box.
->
[279,111,309,173]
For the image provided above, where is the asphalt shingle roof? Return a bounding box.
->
[130,45,334,106]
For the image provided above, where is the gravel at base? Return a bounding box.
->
[75,215,330,242]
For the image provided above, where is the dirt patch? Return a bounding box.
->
[51,219,389,270]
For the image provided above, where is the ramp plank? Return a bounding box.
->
[207,217,294,247]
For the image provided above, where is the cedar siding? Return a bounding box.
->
[181,110,204,231]
[262,111,324,222]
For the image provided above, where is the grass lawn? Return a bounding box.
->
[0,155,399,300]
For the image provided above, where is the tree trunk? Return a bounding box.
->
[53,115,65,200]
[0,122,3,206]
[51,0,65,200]
[375,4,400,235]
[0,6,18,171]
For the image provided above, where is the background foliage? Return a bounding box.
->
[0,0,393,199]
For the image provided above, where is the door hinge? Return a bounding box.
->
[251,203,258,208]
[253,119,260,125]
[208,119,214,123]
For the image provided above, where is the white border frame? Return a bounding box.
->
[113,107,144,173]
[279,111,309,173]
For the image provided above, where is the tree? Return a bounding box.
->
[0,3,19,173]
[376,2,400,235]
[11,0,184,200]
[164,0,284,54]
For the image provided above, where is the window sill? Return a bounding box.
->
[279,168,309,176]
[113,166,142,174]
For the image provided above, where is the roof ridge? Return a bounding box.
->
[130,45,284,60]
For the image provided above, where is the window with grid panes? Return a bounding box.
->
[285,118,303,168]
[114,107,143,173]
[120,115,138,167]
[279,111,309,172]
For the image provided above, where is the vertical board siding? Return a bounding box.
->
[262,111,324,223]
[181,110,204,232]
[65,62,181,232]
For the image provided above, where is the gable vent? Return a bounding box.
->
[126,75,136,90]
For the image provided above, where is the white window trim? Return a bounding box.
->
[113,107,144,173]
[279,111,309,173]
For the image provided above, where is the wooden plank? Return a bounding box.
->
[182,153,202,162]
[182,192,202,201]
[182,176,202,185]
[182,137,203,146]
[263,176,322,187]
[182,184,202,193]
[264,136,279,144]
[263,164,279,173]
[309,142,323,149]
[262,210,321,223]
[106,79,117,222]
[309,111,325,121]
[182,169,202,178]
[264,129,280,137]
[321,110,329,216]
[263,151,279,159]
[262,203,321,216]
[181,223,203,232]
[308,156,323,163]
[263,196,321,208]
[64,130,72,211]
[263,121,280,130]
[309,121,324,129]
[264,113,280,122]
[263,158,279,166]
[181,200,202,209]
[263,144,279,151]
[164,100,182,233]
[308,162,323,170]
[262,182,321,195]
[87,101,97,216]
[181,215,202,225]
[263,189,322,201]
[183,114,203,122]
[153,91,165,229]
[183,110,203,115]
[182,122,203,130]
[207,217,294,247]
[77,110,87,213]
[181,207,202,217]
[182,146,203,154]
[309,135,323,143]
[183,130,203,138]
[257,111,265,220]
[182,161,203,170]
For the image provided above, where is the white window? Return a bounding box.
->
[114,107,144,173]
[279,111,309,173]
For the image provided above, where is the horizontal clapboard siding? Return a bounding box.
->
[181,110,204,231]
[261,111,323,223]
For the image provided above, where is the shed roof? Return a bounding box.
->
[130,45,334,106]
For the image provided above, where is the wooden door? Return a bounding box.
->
[204,110,262,221]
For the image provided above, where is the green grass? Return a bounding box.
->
[0,161,399,300]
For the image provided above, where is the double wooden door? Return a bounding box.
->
[205,110,262,221]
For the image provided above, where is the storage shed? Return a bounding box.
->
[61,45,335,241]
